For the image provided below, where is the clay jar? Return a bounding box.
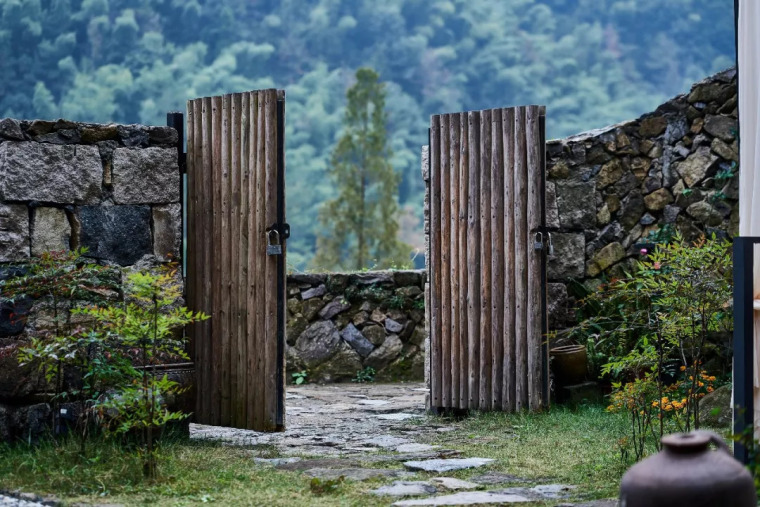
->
[549,344,587,386]
[620,431,756,507]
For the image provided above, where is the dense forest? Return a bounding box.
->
[0,0,735,269]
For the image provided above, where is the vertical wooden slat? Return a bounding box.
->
[213,95,227,427]
[449,114,461,408]
[458,113,469,410]
[187,100,199,419]
[466,111,480,409]
[254,91,267,429]
[526,105,542,410]
[276,89,287,428]
[246,91,260,430]
[439,115,451,408]
[263,89,279,428]
[513,106,528,410]
[479,109,492,410]
[429,115,442,409]
[239,92,251,429]
[503,107,516,412]
[491,110,504,409]
[200,97,214,422]
[230,93,244,426]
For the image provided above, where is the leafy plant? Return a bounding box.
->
[292,371,308,385]
[352,367,376,383]
[309,476,345,495]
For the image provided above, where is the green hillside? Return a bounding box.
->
[0,0,735,268]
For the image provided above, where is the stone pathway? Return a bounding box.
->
[190,382,616,506]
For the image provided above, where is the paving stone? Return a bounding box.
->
[531,484,576,499]
[393,491,531,505]
[380,413,422,421]
[305,468,412,481]
[470,473,530,485]
[253,457,301,466]
[395,443,437,453]
[403,458,494,473]
[430,477,481,490]
[358,399,390,406]
[276,457,362,471]
[371,481,438,497]
[364,435,411,448]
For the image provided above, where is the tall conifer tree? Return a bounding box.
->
[314,67,409,270]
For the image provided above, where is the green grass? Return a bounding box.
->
[0,404,627,506]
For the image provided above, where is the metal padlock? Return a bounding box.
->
[547,232,555,256]
[533,232,543,251]
[266,229,282,256]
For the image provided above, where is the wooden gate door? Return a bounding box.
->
[186,89,287,431]
[427,105,548,412]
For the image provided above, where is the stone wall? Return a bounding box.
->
[0,117,181,266]
[285,271,427,383]
[545,68,737,331]
[0,117,182,441]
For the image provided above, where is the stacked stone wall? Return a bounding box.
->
[545,68,738,332]
[285,271,427,383]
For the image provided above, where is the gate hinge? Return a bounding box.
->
[267,222,290,240]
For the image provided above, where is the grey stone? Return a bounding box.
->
[686,201,724,227]
[530,484,576,499]
[351,271,395,285]
[80,124,119,143]
[0,142,102,204]
[431,477,480,490]
[79,206,152,266]
[302,284,326,300]
[288,273,327,285]
[643,188,673,211]
[546,181,560,229]
[117,124,150,147]
[295,320,341,367]
[639,213,656,226]
[711,138,738,162]
[35,128,81,144]
[596,159,623,188]
[31,207,70,256]
[676,147,719,187]
[0,204,30,262]
[379,413,420,421]
[341,323,374,358]
[393,271,423,287]
[363,324,387,346]
[372,481,438,497]
[547,283,572,329]
[366,334,403,370]
[287,314,308,346]
[302,298,326,320]
[638,116,667,137]
[663,205,681,223]
[403,458,494,473]
[276,457,362,471]
[319,298,351,319]
[619,191,645,229]
[306,468,411,481]
[311,341,363,382]
[364,435,411,448]
[698,383,731,428]
[112,147,180,204]
[358,399,391,406]
[547,233,584,280]
[253,457,301,466]
[586,242,625,277]
[393,491,530,505]
[0,118,25,140]
[386,318,404,333]
[555,181,595,229]
[703,115,737,141]
[147,126,179,146]
[470,473,530,485]
[152,203,181,261]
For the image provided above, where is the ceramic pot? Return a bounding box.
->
[550,344,587,386]
[620,431,756,507]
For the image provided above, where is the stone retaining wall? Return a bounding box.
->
[285,271,427,383]
[545,67,737,331]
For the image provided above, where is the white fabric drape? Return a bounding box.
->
[738,0,760,434]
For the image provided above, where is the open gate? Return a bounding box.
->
[186,89,287,431]
[427,105,548,412]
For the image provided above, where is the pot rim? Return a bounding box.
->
[550,344,586,355]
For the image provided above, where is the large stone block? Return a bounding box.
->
[112,147,180,204]
[152,203,181,261]
[31,207,70,255]
[547,233,585,280]
[0,203,29,262]
[555,181,595,230]
[0,142,102,203]
[79,205,152,266]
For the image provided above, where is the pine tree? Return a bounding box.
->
[314,67,409,271]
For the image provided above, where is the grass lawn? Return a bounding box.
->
[0,404,629,506]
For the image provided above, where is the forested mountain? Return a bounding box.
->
[0,0,735,268]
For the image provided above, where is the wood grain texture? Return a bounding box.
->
[214,95,228,427]
[458,113,469,410]
[201,97,214,422]
[466,110,480,409]
[526,105,542,411]
[513,106,528,411]
[490,110,504,409]
[231,93,244,426]
[448,114,461,408]
[479,109,492,411]
[439,114,451,408]
[263,89,278,430]
[429,115,441,408]
[245,91,258,430]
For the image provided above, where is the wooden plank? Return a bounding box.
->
[448,114,461,408]
[513,106,528,410]
[490,109,505,409]
[479,109,492,411]
[231,93,244,426]
[214,95,228,427]
[503,108,516,412]
[526,105,542,410]
[458,113,469,410]
[429,114,441,408]
[201,96,214,422]
[466,110,480,409]
[187,100,200,419]
[439,114,451,408]
[239,92,251,429]
[246,91,260,429]
[263,89,279,429]
[254,91,267,429]
[276,89,287,429]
